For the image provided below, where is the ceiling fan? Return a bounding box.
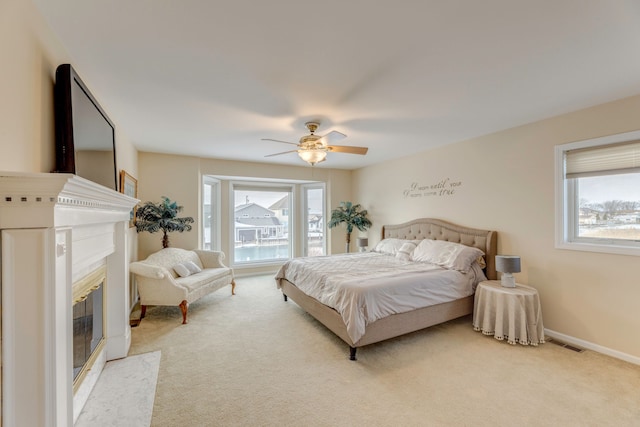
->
[262,122,368,166]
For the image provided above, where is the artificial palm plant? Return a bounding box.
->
[328,201,372,253]
[135,196,194,248]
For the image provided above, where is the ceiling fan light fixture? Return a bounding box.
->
[263,120,366,165]
[298,149,327,166]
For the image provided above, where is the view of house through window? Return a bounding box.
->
[233,186,292,263]
[577,173,640,241]
[202,177,326,265]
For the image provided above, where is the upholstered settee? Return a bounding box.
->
[129,248,235,324]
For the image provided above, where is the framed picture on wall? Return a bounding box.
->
[119,170,138,227]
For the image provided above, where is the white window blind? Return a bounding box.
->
[565,140,640,178]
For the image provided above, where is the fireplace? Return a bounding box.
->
[72,267,106,389]
[0,172,138,426]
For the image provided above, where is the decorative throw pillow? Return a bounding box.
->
[395,241,418,261]
[373,238,413,255]
[173,263,192,278]
[173,261,202,277]
[184,260,202,274]
[476,255,487,269]
[412,239,484,273]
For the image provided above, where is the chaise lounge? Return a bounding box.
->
[130,248,235,324]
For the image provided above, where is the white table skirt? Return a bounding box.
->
[473,280,545,346]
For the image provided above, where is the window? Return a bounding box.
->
[556,130,640,255]
[202,177,220,250]
[303,184,326,256]
[202,175,326,268]
[232,183,292,264]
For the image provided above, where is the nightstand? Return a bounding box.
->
[473,280,545,346]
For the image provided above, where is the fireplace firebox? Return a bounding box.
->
[72,267,106,389]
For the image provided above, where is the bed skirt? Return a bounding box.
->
[280,278,474,349]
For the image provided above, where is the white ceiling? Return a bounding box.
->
[33,0,640,169]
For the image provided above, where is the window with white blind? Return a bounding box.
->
[555,130,640,255]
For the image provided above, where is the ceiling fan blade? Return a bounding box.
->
[319,130,347,145]
[261,138,299,146]
[265,150,298,158]
[327,145,368,155]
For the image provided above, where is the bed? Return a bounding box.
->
[275,218,497,360]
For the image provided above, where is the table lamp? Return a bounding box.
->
[357,237,369,252]
[495,255,521,288]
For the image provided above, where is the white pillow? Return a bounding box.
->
[395,241,418,261]
[173,261,202,278]
[412,239,484,273]
[184,260,202,274]
[173,263,192,278]
[373,238,414,255]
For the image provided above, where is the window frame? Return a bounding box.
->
[301,182,327,257]
[555,129,640,256]
[229,181,294,267]
[202,176,221,251]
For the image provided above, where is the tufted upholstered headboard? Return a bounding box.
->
[381,218,498,280]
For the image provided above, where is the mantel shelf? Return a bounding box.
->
[0,172,138,229]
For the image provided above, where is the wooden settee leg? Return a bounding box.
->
[179,300,188,324]
[349,347,357,361]
[140,305,147,319]
[231,279,236,295]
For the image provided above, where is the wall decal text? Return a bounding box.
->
[403,178,462,198]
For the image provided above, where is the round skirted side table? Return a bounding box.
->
[472,280,545,346]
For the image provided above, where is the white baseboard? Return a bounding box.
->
[545,328,640,366]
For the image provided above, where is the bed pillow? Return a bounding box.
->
[173,261,202,278]
[411,239,484,273]
[372,238,413,255]
[395,241,418,261]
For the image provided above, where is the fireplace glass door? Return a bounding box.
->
[73,282,104,381]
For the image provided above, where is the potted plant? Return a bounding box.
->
[328,201,372,253]
[135,196,194,248]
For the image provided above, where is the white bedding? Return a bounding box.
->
[275,252,486,343]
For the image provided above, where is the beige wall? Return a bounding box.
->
[0,0,140,273]
[137,152,352,273]
[353,94,640,359]
[0,0,139,177]
[1,0,140,312]
[1,0,68,172]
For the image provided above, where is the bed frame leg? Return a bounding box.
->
[283,294,288,302]
[349,347,357,361]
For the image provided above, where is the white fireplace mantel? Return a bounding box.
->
[0,172,138,427]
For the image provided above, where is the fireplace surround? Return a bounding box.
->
[0,172,138,426]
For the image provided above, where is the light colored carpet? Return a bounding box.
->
[130,275,640,427]
[76,351,161,427]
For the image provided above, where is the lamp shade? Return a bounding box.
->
[357,237,369,248]
[298,149,326,165]
[495,255,521,273]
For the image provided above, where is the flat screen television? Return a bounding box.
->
[54,64,118,191]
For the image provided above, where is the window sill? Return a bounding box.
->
[555,240,640,257]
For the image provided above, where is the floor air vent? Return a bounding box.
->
[548,338,585,353]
